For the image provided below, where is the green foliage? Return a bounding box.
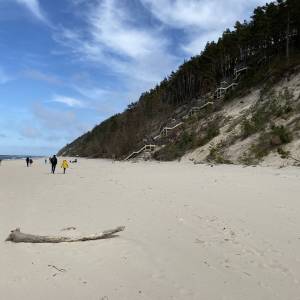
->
[241,89,294,139]
[239,152,256,166]
[250,135,272,160]
[241,125,293,164]
[153,132,197,161]
[241,108,267,138]
[153,144,181,161]
[241,118,259,138]
[207,143,232,164]
[277,147,291,159]
[270,125,292,144]
[196,119,221,147]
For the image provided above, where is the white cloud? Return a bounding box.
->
[73,86,111,101]
[54,0,268,82]
[51,95,85,108]
[53,0,180,85]
[141,0,267,55]
[141,0,266,29]
[181,30,221,55]
[15,0,47,22]
[89,0,162,59]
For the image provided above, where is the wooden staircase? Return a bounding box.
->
[153,122,184,140]
[124,65,248,161]
[124,144,156,161]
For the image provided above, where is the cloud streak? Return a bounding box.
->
[15,0,47,22]
[51,95,85,108]
[54,0,180,85]
[141,0,267,55]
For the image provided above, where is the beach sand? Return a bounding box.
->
[0,159,300,299]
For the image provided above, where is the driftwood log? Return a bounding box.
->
[5,226,125,243]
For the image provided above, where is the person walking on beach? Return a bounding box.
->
[50,155,58,174]
[26,157,30,167]
[61,159,69,174]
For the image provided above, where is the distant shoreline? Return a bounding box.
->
[0,155,43,160]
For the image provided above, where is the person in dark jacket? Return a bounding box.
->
[26,157,30,167]
[50,155,58,174]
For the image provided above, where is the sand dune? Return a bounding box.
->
[1,159,300,299]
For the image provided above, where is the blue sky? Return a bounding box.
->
[0,0,266,155]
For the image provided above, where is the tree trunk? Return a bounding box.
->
[286,10,290,65]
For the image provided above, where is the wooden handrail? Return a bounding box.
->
[124,144,156,160]
[190,102,214,112]
[153,122,184,140]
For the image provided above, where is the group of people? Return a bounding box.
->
[49,155,69,174]
[26,155,70,174]
[26,157,33,167]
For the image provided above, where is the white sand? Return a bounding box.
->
[1,159,300,299]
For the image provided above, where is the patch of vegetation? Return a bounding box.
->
[277,147,291,159]
[239,124,293,165]
[238,152,256,166]
[241,89,294,139]
[270,125,292,144]
[153,132,197,161]
[241,118,259,138]
[154,118,221,161]
[250,134,272,160]
[199,122,220,147]
[207,142,232,164]
[253,126,292,160]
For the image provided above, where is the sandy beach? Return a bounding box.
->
[1,159,300,300]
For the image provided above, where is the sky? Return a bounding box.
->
[0,0,267,155]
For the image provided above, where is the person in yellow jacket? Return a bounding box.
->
[61,159,69,174]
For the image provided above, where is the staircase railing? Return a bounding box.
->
[153,122,184,140]
[234,66,248,81]
[186,101,214,117]
[215,82,238,99]
[124,144,156,161]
